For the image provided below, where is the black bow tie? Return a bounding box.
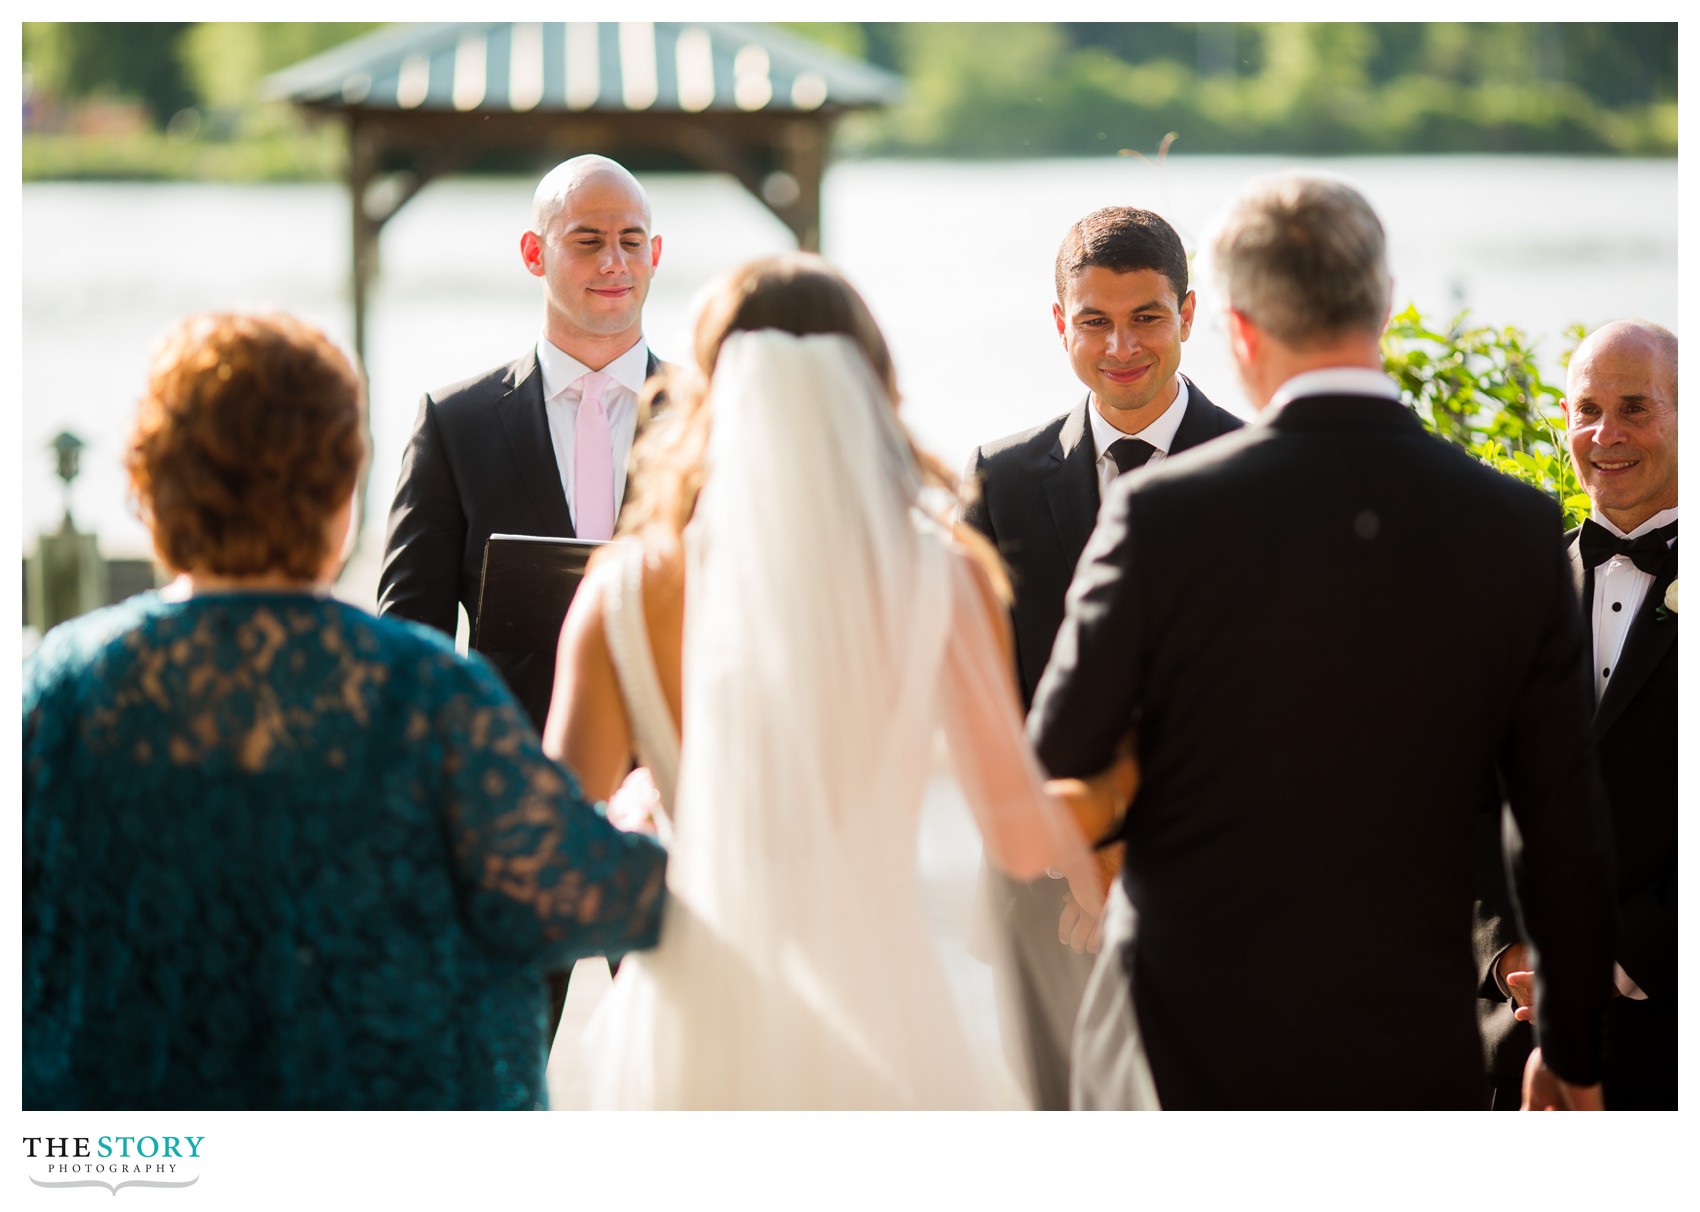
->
[1578,518,1676,575]
[1108,438,1157,476]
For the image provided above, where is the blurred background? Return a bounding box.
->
[16,18,1681,1083]
[20,20,1679,635]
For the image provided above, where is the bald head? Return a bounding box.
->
[520,154,661,362]
[1564,318,1678,532]
[1569,319,1677,400]
[532,155,652,234]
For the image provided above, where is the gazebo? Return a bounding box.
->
[265,21,904,365]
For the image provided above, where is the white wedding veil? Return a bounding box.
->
[585,329,1102,1108]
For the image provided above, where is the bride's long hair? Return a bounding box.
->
[585,256,1106,1108]
[623,253,1008,599]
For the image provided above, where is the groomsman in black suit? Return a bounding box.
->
[379,154,664,734]
[1479,320,1677,1110]
[1030,174,1617,1109]
[379,154,663,1040]
[961,207,1242,1108]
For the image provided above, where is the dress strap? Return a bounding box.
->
[601,543,682,828]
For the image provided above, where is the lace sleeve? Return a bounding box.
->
[434,654,668,968]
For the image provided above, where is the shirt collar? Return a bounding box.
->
[1592,505,1678,541]
[537,335,650,400]
[1089,374,1192,459]
[1265,367,1401,417]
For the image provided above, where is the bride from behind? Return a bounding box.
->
[543,254,1129,1108]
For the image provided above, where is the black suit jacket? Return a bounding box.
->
[378,348,663,732]
[962,378,1243,707]
[1029,394,1617,1109]
[1476,529,1676,1108]
[957,379,1240,1109]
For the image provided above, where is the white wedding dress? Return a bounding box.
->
[571,332,1093,1109]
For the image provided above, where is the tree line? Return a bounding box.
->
[22,22,1676,182]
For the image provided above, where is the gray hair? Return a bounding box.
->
[1205,173,1390,348]
[531,154,652,234]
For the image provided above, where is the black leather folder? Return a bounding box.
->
[471,533,606,653]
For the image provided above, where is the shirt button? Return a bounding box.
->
[1612,602,1623,612]
[1603,667,1612,679]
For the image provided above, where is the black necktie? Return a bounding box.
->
[1109,438,1157,476]
[1578,518,1676,575]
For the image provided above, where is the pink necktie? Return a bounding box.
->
[573,371,616,541]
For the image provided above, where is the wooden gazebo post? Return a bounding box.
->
[268,21,902,370]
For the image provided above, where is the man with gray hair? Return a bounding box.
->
[1029,173,1617,1108]
[381,154,664,732]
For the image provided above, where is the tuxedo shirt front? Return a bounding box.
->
[1586,505,1677,702]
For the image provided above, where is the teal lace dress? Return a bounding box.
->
[22,591,668,1110]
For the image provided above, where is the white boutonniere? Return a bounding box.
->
[1656,578,1677,622]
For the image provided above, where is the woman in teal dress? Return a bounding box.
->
[22,312,667,1110]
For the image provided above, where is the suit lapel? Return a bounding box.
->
[1170,377,1222,454]
[494,351,575,538]
[1041,398,1102,563]
[1594,537,1677,736]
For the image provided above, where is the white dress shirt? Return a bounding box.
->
[537,336,650,531]
[1088,376,1192,498]
[1587,505,1677,703]
[1264,366,1403,416]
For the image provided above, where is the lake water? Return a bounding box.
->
[20,154,1678,592]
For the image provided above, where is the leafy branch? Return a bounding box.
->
[1382,304,1591,529]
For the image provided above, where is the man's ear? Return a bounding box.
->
[1559,397,1572,429]
[1052,302,1066,343]
[1177,290,1197,341]
[650,234,663,269]
[520,231,545,278]
[1226,308,1257,364]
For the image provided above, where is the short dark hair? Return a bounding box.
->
[1055,207,1190,305]
[125,312,366,580]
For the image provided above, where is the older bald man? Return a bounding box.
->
[1476,319,1678,1109]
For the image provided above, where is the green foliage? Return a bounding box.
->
[20,21,1681,179]
[1383,305,1591,528]
[791,21,1678,158]
[180,22,385,114]
[776,22,867,61]
[21,127,347,183]
[25,21,197,127]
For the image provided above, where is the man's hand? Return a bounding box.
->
[605,766,663,835]
[1497,942,1536,1022]
[1095,840,1124,898]
[1044,749,1138,846]
[1058,891,1102,955]
[1506,971,1536,1022]
[1046,753,1133,951]
[1521,1047,1604,1111]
